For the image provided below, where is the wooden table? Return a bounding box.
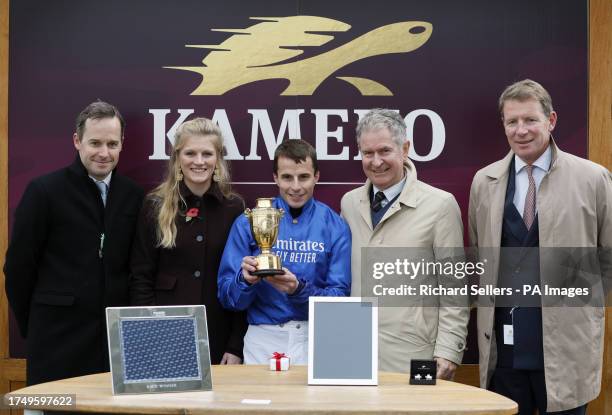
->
[6,365,517,414]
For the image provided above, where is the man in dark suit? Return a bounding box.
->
[4,101,144,385]
[469,80,611,414]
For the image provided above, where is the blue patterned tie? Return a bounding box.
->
[95,181,108,206]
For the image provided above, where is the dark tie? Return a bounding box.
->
[371,191,386,212]
[523,165,536,229]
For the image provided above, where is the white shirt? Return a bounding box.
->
[513,145,551,217]
[373,175,407,209]
[89,172,112,187]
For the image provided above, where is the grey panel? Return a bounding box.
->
[313,302,372,379]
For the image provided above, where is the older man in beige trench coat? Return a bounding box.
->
[468,79,611,414]
[341,109,469,380]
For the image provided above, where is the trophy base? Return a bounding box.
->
[254,253,283,277]
[252,269,286,276]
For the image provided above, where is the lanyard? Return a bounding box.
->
[509,306,518,325]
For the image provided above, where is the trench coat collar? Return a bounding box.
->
[357,158,419,229]
[484,139,561,180]
[359,158,418,207]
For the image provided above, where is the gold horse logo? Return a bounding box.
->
[166,16,433,96]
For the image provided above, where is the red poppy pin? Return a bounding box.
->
[186,208,199,222]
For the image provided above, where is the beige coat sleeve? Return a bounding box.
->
[596,169,612,300]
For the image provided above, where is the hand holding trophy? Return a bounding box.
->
[244,198,285,276]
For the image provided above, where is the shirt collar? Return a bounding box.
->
[89,172,112,186]
[514,144,552,174]
[373,174,407,202]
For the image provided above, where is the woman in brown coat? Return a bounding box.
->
[129,117,246,364]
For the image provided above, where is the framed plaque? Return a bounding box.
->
[106,305,212,394]
[308,297,378,385]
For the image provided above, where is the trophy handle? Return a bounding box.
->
[244,208,252,218]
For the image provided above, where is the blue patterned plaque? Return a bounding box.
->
[120,317,201,383]
[106,306,212,394]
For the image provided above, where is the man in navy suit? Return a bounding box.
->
[4,101,144,385]
[469,80,611,414]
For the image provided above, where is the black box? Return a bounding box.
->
[409,359,436,385]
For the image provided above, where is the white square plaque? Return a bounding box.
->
[308,297,378,385]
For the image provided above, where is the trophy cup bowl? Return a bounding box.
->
[244,198,285,276]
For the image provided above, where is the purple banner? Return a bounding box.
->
[8,0,588,361]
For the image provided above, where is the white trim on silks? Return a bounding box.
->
[243,321,309,365]
[24,410,44,415]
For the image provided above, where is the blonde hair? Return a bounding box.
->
[150,117,234,248]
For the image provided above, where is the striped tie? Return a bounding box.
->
[522,165,536,229]
[371,191,386,212]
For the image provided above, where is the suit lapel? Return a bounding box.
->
[504,206,529,243]
[105,175,131,226]
[503,161,530,243]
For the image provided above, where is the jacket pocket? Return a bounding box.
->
[155,275,177,291]
[32,292,75,306]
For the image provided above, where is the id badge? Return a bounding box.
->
[503,324,514,345]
